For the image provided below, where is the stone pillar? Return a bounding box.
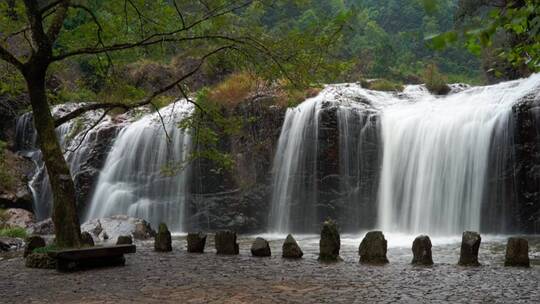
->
[116,235,133,245]
[458,231,481,266]
[81,232,95,247]
[215,230,239,255]
[319,219,340,261]
[359,231,389,264]
[187,232,207,253]
[505,237,530,267]
[411,235,433,265]
[251,237,271,257]
[154,223,172,252]
[282,234,303,258]
[24,235,46,258]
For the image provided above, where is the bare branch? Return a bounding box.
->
[150,102,172,144]
[64,109,110,153]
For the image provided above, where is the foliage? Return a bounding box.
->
[423,63,450,94]
[426,0,540,75]
[0,226,27,238]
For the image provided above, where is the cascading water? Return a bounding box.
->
[85,101,192,232]
[269,75,540,235]
[379,75,540,235]
[268,85,396,233]
[14,107,108,219]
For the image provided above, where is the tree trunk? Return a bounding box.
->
[23,65,82,248]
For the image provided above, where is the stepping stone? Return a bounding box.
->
[359,231,389,264]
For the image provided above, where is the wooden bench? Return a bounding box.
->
[47,244,136,272]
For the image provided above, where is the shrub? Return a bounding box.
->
[206,72,262,106]
[0,227,28,238]
[362,79,404,92]
[423,64,451,95]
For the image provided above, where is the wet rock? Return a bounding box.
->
[25,253,56,269]
[411,235,433,266]
[3,208,35,229]
[116,235,133,245]
[319,219,340,261]
[251,237,271,257]
[27,218,55,235]
[505,237,530,267]
[0,237,24,251]
[282,234,303,258]
[359,231,389,264]
[215,230,239,255]
[458,231,481,266]
[187,232,206,253]
[81,215,155,242]
[81,232,95,247]
[154,223,172,252]
[24,235,46,257]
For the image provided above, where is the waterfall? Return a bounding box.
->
[269,75,540,235]
[85,101,192,232]
[378,75,540,235]
[268,97,321,233]
[14,107,107,220]
[268,85,396,233]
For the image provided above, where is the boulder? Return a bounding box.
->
[154,223,172,252]
[411,235,433,266]
[25,253,56,269]
[0,237,24,252]
[4,208,35,229]
[505,237,530,267]
[319,219,340,261]
[81,215,155,242]
[251,237,271,257]
[27,218,55,235]
[24,235,46,257]
[458,231,481,266]
[187,232,207,253]
[282,234,303,259]
[215,230,239,255]
[81,232,95,247]
[116,235,133,245]
[359,231,389,264]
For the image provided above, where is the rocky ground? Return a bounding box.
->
[1,234,539,303]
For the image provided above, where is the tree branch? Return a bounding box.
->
[51,0,254,61]
[54,45,234,126]
[46,0,70,43]
[0,46,24,70]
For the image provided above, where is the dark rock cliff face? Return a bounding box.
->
[186,97,286,233]
[74,121,122,217]
[512,93,540,233]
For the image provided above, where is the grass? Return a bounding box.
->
[0,227,28,238]
[0,140,14,190]
[32,244,60,254]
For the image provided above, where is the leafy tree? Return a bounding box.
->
[0,0,347,248]
[427,0,539,79]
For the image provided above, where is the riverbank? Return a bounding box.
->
[1,234,539,303]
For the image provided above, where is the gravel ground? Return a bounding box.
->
[1,234,539,304]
